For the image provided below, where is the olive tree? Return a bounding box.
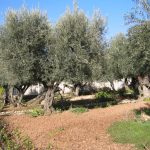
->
[125,0,150,24]
[0,8,50,104]
[127,22,150,97]
[56,8,106,96]
[104,33,129,90]
[41,5,106,112]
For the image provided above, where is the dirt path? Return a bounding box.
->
[3,101,147,150]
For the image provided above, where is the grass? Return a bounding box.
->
[0,121,35,149]
[108,120,150,149]
[26,108,44,117]
[70,107,89,114]
[144,97,150,102]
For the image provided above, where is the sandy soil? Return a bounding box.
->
[2,100,147,150]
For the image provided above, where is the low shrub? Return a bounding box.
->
[143,97,150,102]
[27,108,44,117]
[99,87,112,93]
[0,121,35,149]
[117,87,136,98]
[70,107,88,114]
[134,108,150,117]
[95,91,115,102]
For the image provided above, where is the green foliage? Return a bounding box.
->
[127,22,150,76]
[108,120,150,149]
[144,97,150,102]
[70,107,88,114]
[125,0,150,24]
[105,33,129,81]
[52,5,106,84]
[117,87,135,97]
[0,86,5,97]
[0,87,5,111]
[27,108,44,117]
[0,7,51,100]
[0,3,106,111]
[0,121,35,149]
[95,91,118,107]
[95,91,115,102]
[134,108,150,117]
[125,87,134,95]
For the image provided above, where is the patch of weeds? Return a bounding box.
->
[95,91,118,108]
[117,87,137,99]
[144,97,150,102]
[125,87,134,95]
[95,91,113,101]
[108,120,150,149]
[70,107,88,114]
[133,109,142,120]
[48,127,65,138]
[134,108,150,117]
[95,91,117,102]
[27,108,44,117]
[55,108,62,113]
[0,121,35,149]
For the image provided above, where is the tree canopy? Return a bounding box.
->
[0,8,50,103]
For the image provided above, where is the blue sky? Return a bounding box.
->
[0,0,134,39]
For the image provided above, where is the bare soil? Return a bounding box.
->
[2,100,148,150]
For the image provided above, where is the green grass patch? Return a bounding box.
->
[108,120,150,149]
[144,97,150,102]
[27,108,44,117]
[0,121,35,149]
[70,107,88,114]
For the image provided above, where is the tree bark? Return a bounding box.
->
[138,75,150,98]
[8,86,16,106]
[3,85,9,105]
[15,85,29,105]
[142,85,150,97]
[109,81,115,91]
[18,91,24,104]
[44,87,54,114]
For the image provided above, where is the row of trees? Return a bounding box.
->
[107,0,150,97]
[0,0,150,113]
[0,4,106,113]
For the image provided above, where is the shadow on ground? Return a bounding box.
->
[134,103,150,116]
[53,98,118,111]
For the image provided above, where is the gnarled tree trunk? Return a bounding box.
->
[138,75,150,98]
[15,85,29,105]
[18,91,24,104]
[8,86,16,106]
[3,85,9,105]
[44,87,54,114]
[109,80,115,91]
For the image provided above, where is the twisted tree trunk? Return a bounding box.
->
[44,87,55,114]
[138,75,150,98]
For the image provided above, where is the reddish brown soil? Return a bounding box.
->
[3,101,147,150]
